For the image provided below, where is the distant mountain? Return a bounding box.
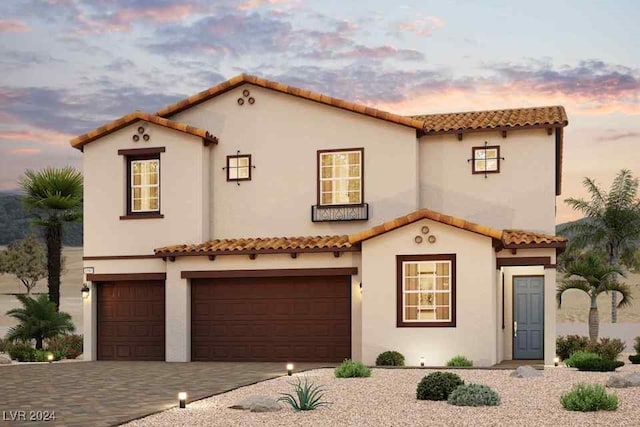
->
[0,191,82,246]
[555,218,588,240]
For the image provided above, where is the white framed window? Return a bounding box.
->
[397,254,456,327]
[318,148,363,205]
[472,145,500,174]
[130,159,159,212]
[227,154,252,181]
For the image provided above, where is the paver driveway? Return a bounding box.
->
[0,361,330,427]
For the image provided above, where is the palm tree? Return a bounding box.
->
[557,252,632,341]
[5,294,75,349]
[561,169,640,322]
[20,167,83,310]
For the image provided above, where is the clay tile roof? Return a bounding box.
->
[410,106,568,135]
[70,111,218,151]
[154,73,427,130]
[502,230,568,248]
[348,209,504,244]
[154,235,355,256]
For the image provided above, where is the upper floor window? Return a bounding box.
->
[227,154,252,181]
[472,145,500,174]
[397,254,456,327]
[130,158,159,213]
[318,148,363,206]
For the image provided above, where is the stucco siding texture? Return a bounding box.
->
[170,84,418,239]
[361,219,497,367]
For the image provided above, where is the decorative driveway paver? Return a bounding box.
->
[0,361,331,427]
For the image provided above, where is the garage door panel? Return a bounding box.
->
[191,276,351,362]
[98,281,165,361]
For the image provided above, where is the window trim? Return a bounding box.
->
[124,153,162,218]
[471,145,501,174]
[316,147,365,207]
[226,154,252,182]
[396,254,457,328]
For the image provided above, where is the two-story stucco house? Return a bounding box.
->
[71,74,568,367]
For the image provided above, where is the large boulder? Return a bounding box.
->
[0,353,12,364]
[510,365,543,378]
[229,395,281,412]
[607,372,640,388]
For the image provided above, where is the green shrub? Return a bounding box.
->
[634,336,640,354]
[0,337,5,353]
[447,384,500,407]
[556,335,590,360]
[278,377,331,411]
[7,343,36,362]
[629,354,640,364]
[575,359,624,372]
[416,372,464,401]
[334,359,371,378]
[587,338,625,361]
[446,355,473,367]
[375,350,405,366]
[47,334,83,359]
[560,384,618,411]
[564,351,601,368]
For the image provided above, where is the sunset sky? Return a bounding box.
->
[1,0,638,224]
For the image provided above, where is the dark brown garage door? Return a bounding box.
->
[97,281,165,361]
[191,276,351,362]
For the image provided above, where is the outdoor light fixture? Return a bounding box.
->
[420,357,425,367]
[81,283,90,299]
[286,363,294,376]
[554,357,560,367]
[178,392,187,409]
[47,353,54,363]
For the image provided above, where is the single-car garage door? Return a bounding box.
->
[191,276,351,362]
[97,280,165,361]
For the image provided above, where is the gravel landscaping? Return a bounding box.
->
[125,365,640,427]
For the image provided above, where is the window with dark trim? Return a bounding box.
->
[472,145,500,174]
[118,147,164,220]
[317,148,364,206]
[226,154,252,181]
[396,254,456,327]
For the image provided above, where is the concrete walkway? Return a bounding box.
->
[0,361,330,427]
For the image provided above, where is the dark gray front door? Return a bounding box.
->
[513,276,544,359]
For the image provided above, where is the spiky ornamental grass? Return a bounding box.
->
[278,377,331,411]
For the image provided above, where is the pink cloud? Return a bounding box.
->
[74,4,197,34]
[339,45,423,60]
[10,148,41,155]
[397,16,444,36]
[237,0,288,11]
[0,129,75,146]
[0,19,30,33]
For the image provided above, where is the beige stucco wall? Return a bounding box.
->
[82,123,210,257]
[170,84,418,238]
[419,129,557,234]
[361,218,498,367]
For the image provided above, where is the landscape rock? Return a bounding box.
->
[510,365,543,378]
[229,395,280,412]
[0,353,12,364]
[607,372,640,388]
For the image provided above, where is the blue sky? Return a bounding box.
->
[1,0,639,223]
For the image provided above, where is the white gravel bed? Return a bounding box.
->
[125,365,640,427]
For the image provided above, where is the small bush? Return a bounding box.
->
[446,355,473,367]
[0,337,5,353]
[587,338,625,362]
[334,359,371,378]
[556,335,590,360]
[278,377,331,411]
[564,351,601,368]
[416,372,464,401]
[376,350,405,366]
[47,334,83,359]
[629,354,640,364]
[634,336,640,354]
[7,343,36,362]
[561,384,618,411]
[447,383,500,407]
[575,359,624,372]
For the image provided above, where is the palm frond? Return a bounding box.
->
[601,281,634,308]
[557,279,591,308]
[609,169,639,209]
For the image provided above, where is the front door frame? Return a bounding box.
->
[511,274,544,360]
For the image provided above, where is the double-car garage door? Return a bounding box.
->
[97,275,351,362]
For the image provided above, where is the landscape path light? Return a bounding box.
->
[178,392,187,409]
[554,357,560,367]
[286,363,294,376]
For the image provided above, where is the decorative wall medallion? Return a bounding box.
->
[132,126,150,142]
[132,134,139,141]
[428,235,437,244]
[238,88,255,106]
[243,89,250,97]
[137,126,145,134]
[421,226,430,234]
[248,97,255,104]
[237,98,245,105]
[143,134,150,141]
[414,235,423,244]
